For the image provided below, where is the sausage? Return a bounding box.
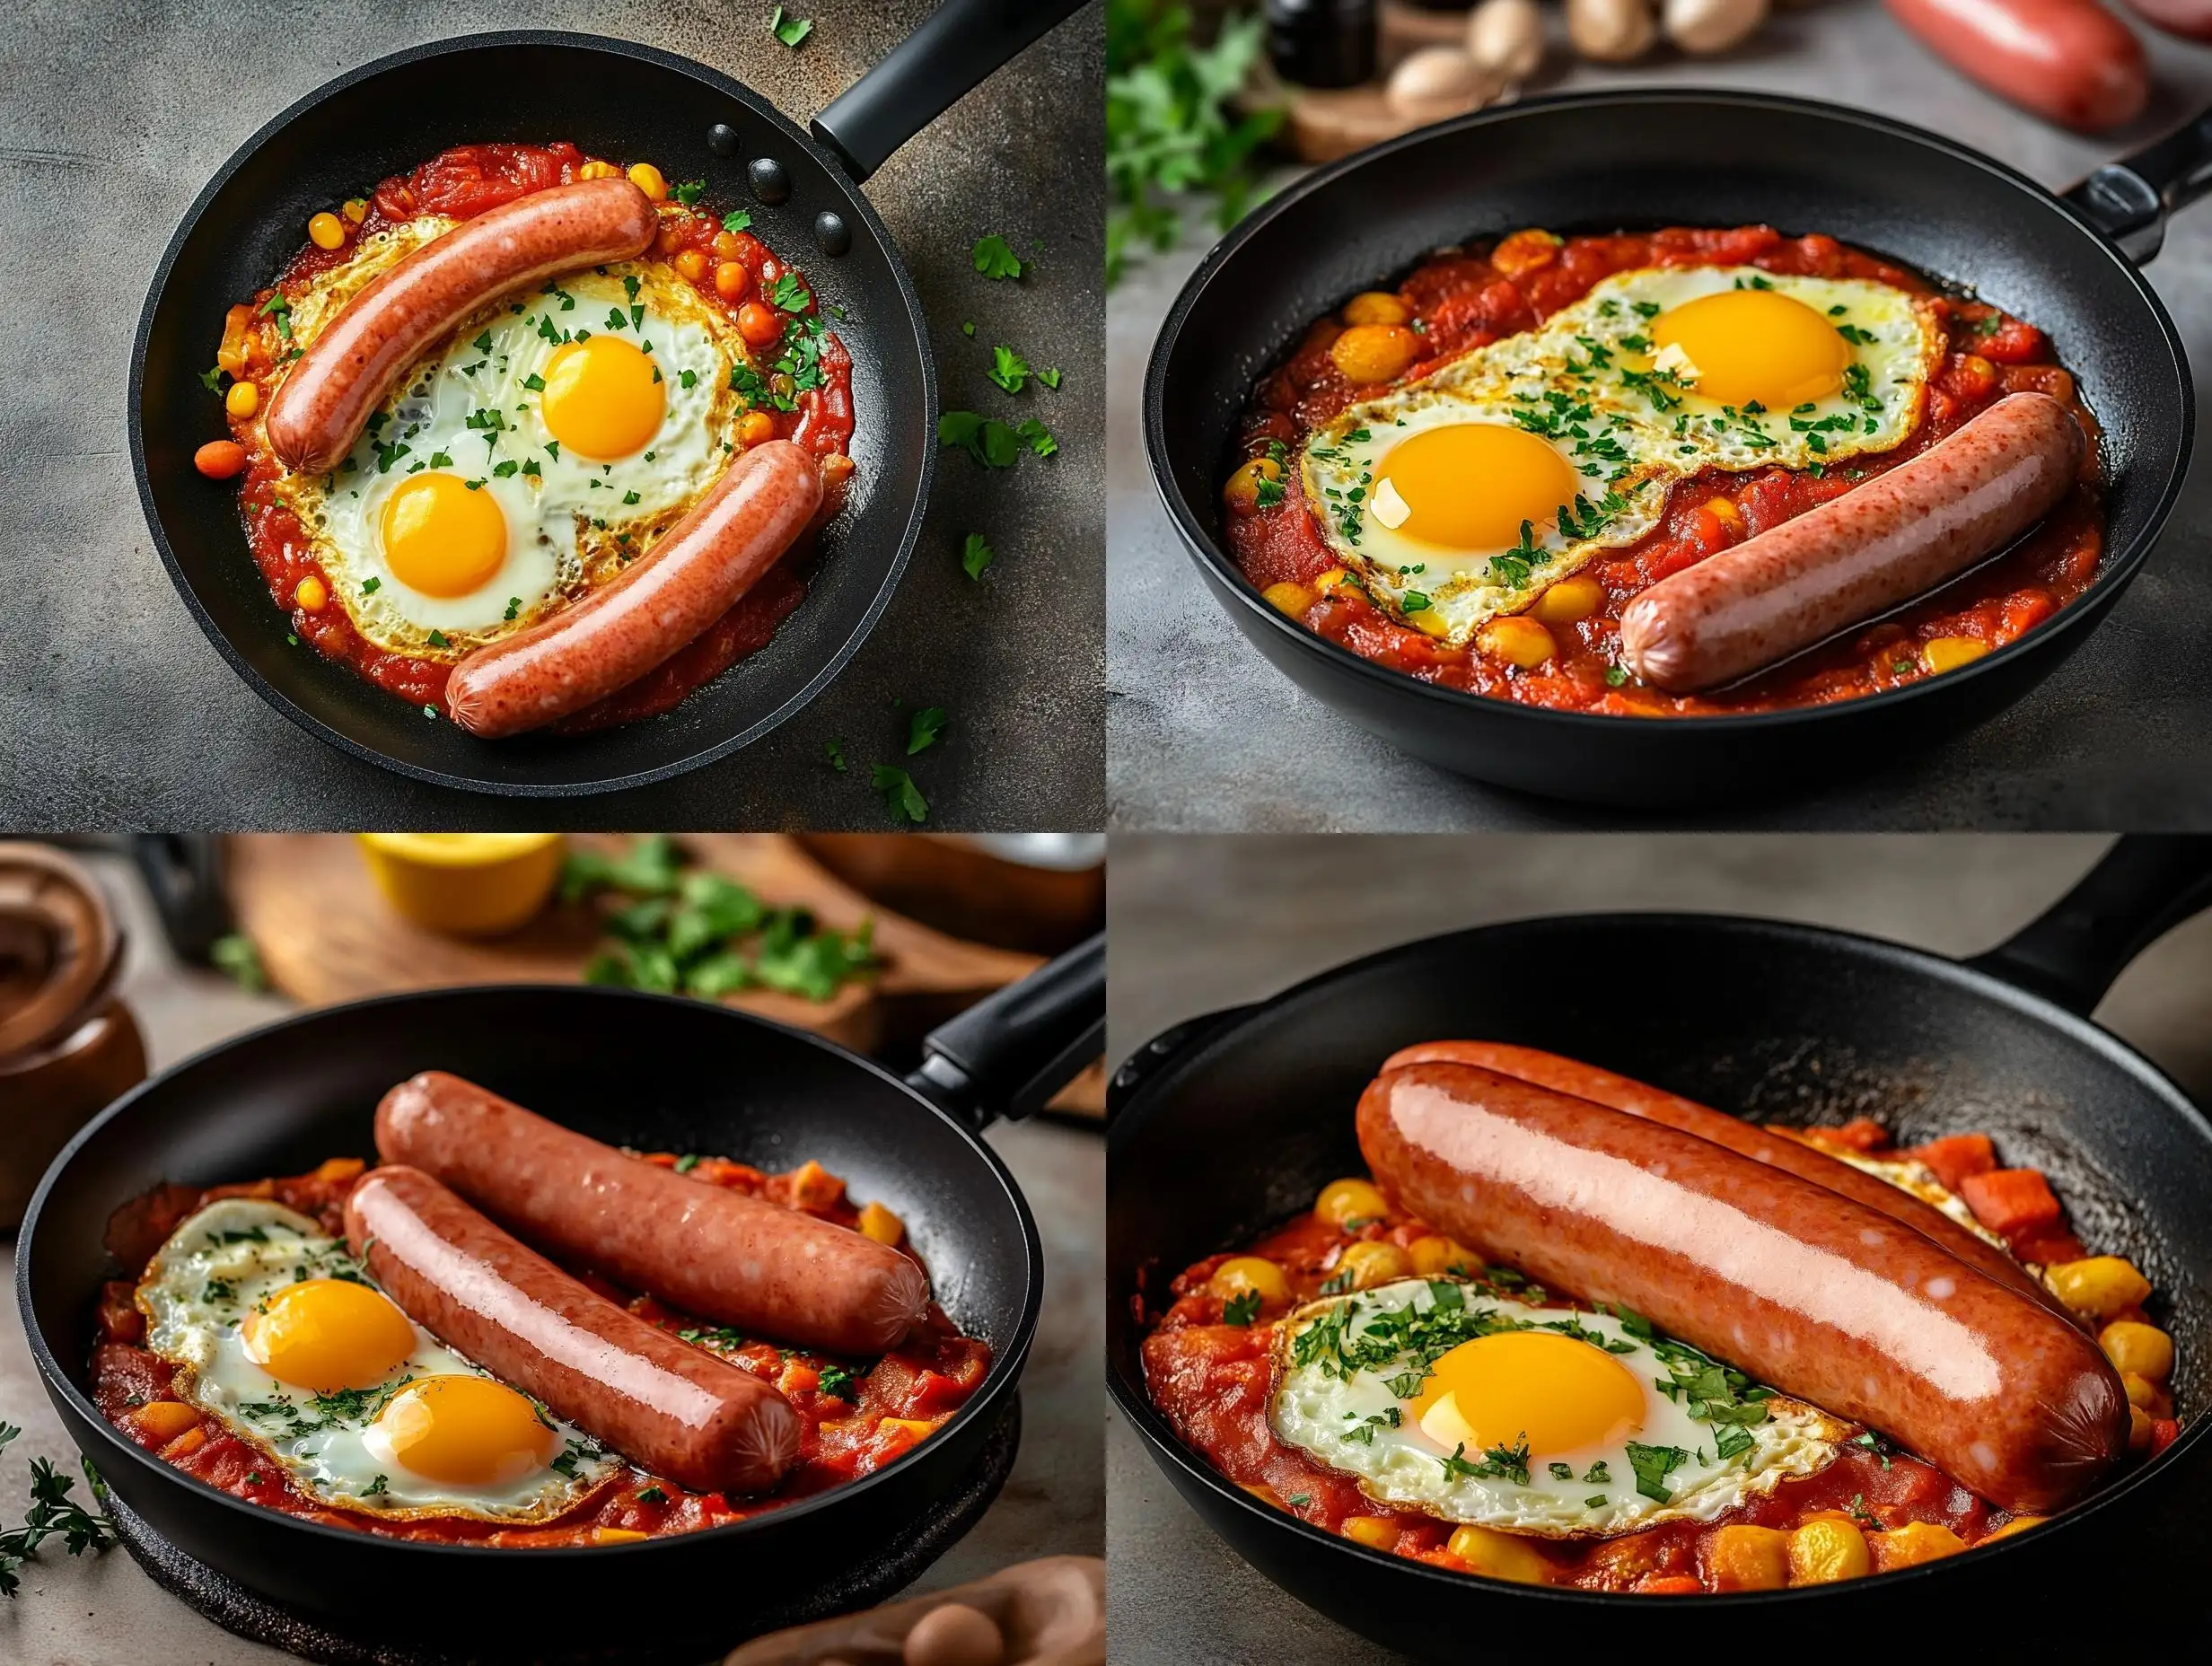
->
[1381,1040,2068,1316]
[443,440,822,737]
[264,178,658,476]
[376,1070,929,1356]
[2114,0,2212,39]
[343,1165,800,1495]
[1883,0,2147,133]
[1357,1061,2129,1513]
[1618,392,2085,693]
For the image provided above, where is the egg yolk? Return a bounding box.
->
[1411,1332,1645,1458]
[540,335,665,460]
[380,473,508,599]
[1649,288,1850,411]
[1374,424,1581,551]
[373,1375,561,1487]
[239,1280,418,1393]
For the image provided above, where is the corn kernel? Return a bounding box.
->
[1315,1178,1388,1228]
[856,1200,904,1246]
[2048,1256,2151,1320]
[576,160,620,181]
[1407,1236,1475,1276]
[1343,1516,1397,1549]
[1208,1256,1290,1307]
[1261,581,1315,618]
[2100,1320,2172,1381]
[1342,291,1411,328]
[1336,1241,1412,1289]
[294,574,329,612]
[1787,1517,1869,1584]
[1922,636,1990,675]
[1529,574,1602,625]
[1477,616,1556,670]
[626,162,668,201]
[1706,1524,1789,1591]
[130,1400,202,1443]
[307,211,345,250]
[1871,1521,1964,1572]
[1446,1524,1548,1584]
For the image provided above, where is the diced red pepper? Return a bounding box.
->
[1909,1134,1996,1192]
[2150,1418,2181,1458]
[1958,1169,2063,1240]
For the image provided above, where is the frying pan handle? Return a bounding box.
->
[1964,835,2212,1016]
[906,933,1104,1130]
[2063,108,2212,265]
[1106,1004,1262,1126]
[811,0,1089,182]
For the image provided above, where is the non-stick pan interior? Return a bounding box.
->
[1152,92,2189,600]
[135,32,931,794]
[1108,915,2212,1427]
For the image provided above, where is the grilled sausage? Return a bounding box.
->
[265,178,658,476]
[376,1070,929,1356]
[1618,392,2085,692]
[1381,1040,2067,1315]
[1883,0,2148,132]
[443,440,822,738]
[1357,1060,2129,1513]
[344,1164,800,1495]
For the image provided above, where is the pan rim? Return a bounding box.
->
[16,982,1042,1564]
[1104,907,2212,1608]
[1140,86,2193,740]
[129,28,935,798]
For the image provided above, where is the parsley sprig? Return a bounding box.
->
[0,1424,119,1598]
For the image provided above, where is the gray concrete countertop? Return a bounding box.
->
[1108,6,2212,830]
[0,850,1102,1664]
[1103,830,2212,1662]
[1,0,1102,831]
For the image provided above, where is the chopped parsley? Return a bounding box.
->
[1221,1288,1263,1327]
[1625,1441,1690,1503]
[906,705,948,755]
[671,179,707,208]
[815,1365,858,1402]
[988,345,1031,393]
[871,764,928,825]
[961,531,995,579]
[769,6,812,48]
[971,233,1024,280]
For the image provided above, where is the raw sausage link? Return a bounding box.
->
[376,1070,929,1355]
[1357,1061,2129,1513]
[1381,1040,2067,1315]
[443,440,823,738]
[1619,391,2085,692]
[343,1164,800,1496]
[1883,0,2149,131]
[265,178,658,476]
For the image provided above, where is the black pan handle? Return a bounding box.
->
[906,933,1104,1130]
[1106,1003,1262,1125]
[2062,107,2212,265]
[811,0,1089,184]
[1964,835,2212,1017]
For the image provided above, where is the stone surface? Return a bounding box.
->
[0,0,1103,830]
[1103,829,2212,1660]
[0,848,1102,1663]
[1108,7,2212,830]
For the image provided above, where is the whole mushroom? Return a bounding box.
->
[1664,0,1770,54]
[1468,0,1546,83]
[1388,47,1505,124]
[1567,0,1660,62]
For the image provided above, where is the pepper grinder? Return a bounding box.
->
[1266,0,1378,89]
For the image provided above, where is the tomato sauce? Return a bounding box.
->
[1224,225,2103,715]
[92,1153,982,1548]
[1141,1116,2174,1594]
[213,142,856,724]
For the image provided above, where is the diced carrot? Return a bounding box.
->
[1909,1134,1995,1192]
[1637,1575,1705,1595]
[1804,1118,1891,1154]
[1958,1169,2062,1239]
[2013,1230,2086,1268]
[2150,1418,2181,1458]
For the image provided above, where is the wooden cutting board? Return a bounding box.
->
[223,835,1075,1081]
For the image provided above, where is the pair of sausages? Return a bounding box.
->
[262,177,822,739]
[1616,391,2085,693]
[346,1072,930,1496]
[1356,1051,2129,1513]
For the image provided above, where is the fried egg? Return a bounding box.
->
[137,1197,622,1521]
[1271,1276,1851,1537]
[273,222,751,660]
[1303,267,1943,644]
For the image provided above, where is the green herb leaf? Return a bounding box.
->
[961,532,995,580]
[971,233,1024,280]
[769,5,812,48]
[906,705,948,755]
[988,345,1031,393]
[871,764,928,824]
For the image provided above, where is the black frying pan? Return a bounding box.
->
[16,935,1102,1665]
[1144,92,2208,808]
[134,2,1083,797]
[1107,838,2212,1648]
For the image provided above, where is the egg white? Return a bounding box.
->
[136,1197,623,1522]
[1270,1276,1852,1538]
[1303,267,1943,644]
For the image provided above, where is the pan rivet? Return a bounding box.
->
[749,157,791,205]
[813,211,851,257]
[707,123,740,157]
